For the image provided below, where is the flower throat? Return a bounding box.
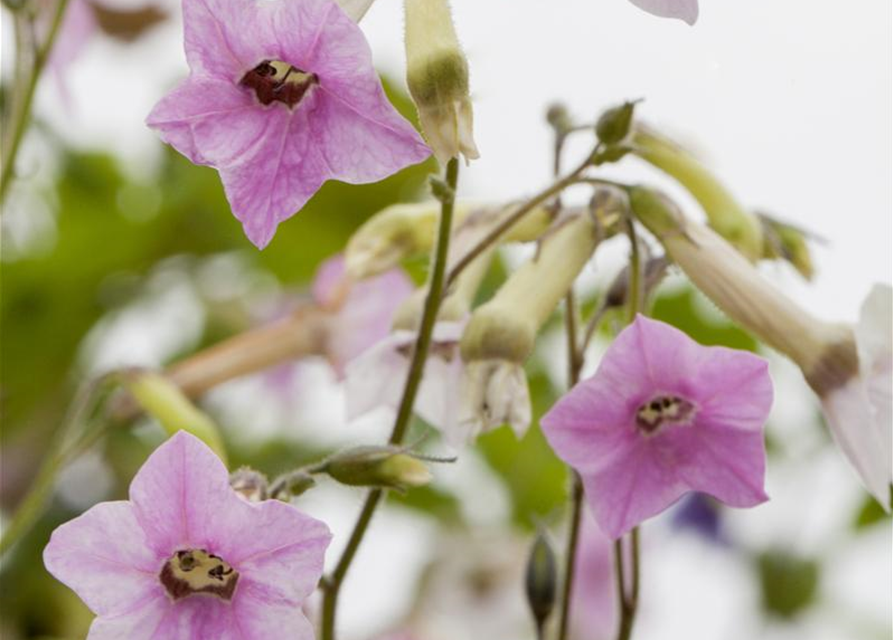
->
[240,60,318,108]
[159,548,239,601]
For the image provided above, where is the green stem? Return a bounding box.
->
[626,217,642,322]
[319,158,460,640]
[1,0,72,204]
[613,527,641,640]
[556,471,584,640]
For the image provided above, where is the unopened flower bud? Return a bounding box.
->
[405,0,479,163]
[632,127,763,262]
[230,468,269,502]
[123,371,227,462]
[596,100,638,146]
[268,470,317,500]
[546,102,573,135]
[525,530,558,634]
[758,213,815,280]
[322,446,433,492]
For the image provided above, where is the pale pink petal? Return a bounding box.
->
[85,594,170,640]
[571,514,616,640]
[128,431,244,554]
[691,348,773,433]
[146,76,276,168]
[312,254,349,308]
[345,332,412,420]
[234,587,316,640]
[182,0,268,79]
[47,0,97,81]
[822,379,891,508]
[627,0,698,25]
[583,442,688,539]
[43,501,161,617]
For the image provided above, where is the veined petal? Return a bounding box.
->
[146,76,272,167]
[128,431,244,555]
[822,379,891,508]
[85,594,170,640]
[627,0,698,25]
[583,443,688,539]
[234,587,316,639]
[182,0,269,79]
[43,501,161,617]
[693,349,773,433]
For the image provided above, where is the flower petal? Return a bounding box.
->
[43,501,162,617]
[693,348,773,433]
[85,594,170,640]
[146,76,273,168]
[345,332,412,420]
[626,0,698,25]
[822,379,891,508]
[583,442,688,539]
[182,0,268,79]
[128,431,242,555]
[234,585,316,640]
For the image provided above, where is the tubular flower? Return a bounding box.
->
[147,0,430,248]
[44,431,331,639]
[542,316,772,539]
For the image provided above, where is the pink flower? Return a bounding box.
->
[147,0,431,249]
[570,514,616,640]
[312,254,414,376]
[43,431,331,639]
[626,0,698,25]
[542,315,772,539]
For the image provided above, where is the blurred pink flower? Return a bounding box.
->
[147,0,430,249]
[627,0,698,24]
[312,254,414,376]
[570,514,616,640]
[542,315,772,539]
[44,431,331,639]
[345,321,466,443]
[820,284,893,507]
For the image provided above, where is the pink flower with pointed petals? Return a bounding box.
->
[627,0,698,25]
[312,254,414,376]
[147,0,430,249]
[542,315,772,539]
[44,431,331,639]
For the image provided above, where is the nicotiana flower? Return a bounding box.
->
[345,321,467,445]
[627,0,698,25]
[820,284,892,508]
[44,431,331,639]
[542,315,772,539]
[147,0,430,249]
[312,254,414,376]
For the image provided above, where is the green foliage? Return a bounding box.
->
[757,550,820,619]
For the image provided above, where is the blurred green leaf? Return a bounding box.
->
[757,550,820,619]
[853,492,892,530]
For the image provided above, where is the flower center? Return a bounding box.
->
[240,60,318,108]
[159,548,239,601]
[635,394,695,435]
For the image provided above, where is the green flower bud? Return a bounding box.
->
[322,446,433,493]
[230,468,269,502]
[632,127,763,262]
[525,530,558,634]
[123,371,227,463]
[405,0,479,163]
[596,100,638,146]
[759,213,815,280]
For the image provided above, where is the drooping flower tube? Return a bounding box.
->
[44,431,331,638]
[147,0,430,248]
[631,187,892,508]
[542,315,772,539]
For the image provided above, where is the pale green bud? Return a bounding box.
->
[124,371,227,462]
[632,127,764,262]
[525,530,558,633]
[230,468,269,502]
[404,0,479,163]
[322,446,433,492]
[596,100,638,146]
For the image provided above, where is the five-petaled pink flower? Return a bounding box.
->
[44,431,331,639]
[147,0,431,249]
[542,315,772,539]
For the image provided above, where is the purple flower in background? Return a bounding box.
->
[312,254,414,376]
[627,0,698,25]
[671,493,725,544]
[570,514,616,640]
[542,315,772,539]
[147,0,430,249]
[44,431,331,639]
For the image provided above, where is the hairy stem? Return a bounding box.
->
[319,158,460,640]
[1,0,72,203]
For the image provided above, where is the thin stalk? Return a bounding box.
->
[319,158,460,640]
[445,151,595,288]
[1,0,72,203]
[556,471,584,640]
[626,217,643,321]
